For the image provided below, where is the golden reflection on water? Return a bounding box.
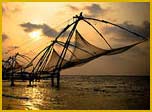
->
[25,101,39,110]
[23,87,43,110]
[2,76,150,110]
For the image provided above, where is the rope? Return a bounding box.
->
[85,17,147,40]
[4,18,73,56]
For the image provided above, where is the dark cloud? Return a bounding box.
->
[67,5,79,11]
[20,22,71,38]
[20,22,58,37]
[67,4,107,17]
[20,22,42,32]
[120,21,150,38]
[84,4,107,17]
[104,21,150,42]
[42,24,58,37]
[2,34,9,41]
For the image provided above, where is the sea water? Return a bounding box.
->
[2,75,150,110]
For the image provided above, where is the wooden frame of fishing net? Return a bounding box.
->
[25,12,147,88]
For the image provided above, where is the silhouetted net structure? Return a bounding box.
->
[2,53,32,80]
[3,13,148,87]
[27,13,146,76]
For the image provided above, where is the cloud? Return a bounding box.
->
[42,24,58,37]
[67,5,79,11]
[67,4,108,17]
[104,20,150,42]
[120,21,150,38]
[2,34,9,41]
[20,22,58,37]
[20,22,41,32]
[102,21,150,59]
[84,4,107,17]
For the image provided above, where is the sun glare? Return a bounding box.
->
[29,30,41,40]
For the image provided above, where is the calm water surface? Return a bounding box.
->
[2,75,150,110]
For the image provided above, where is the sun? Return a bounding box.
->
[29,30,41,40]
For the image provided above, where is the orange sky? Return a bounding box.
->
[2,2,150,75]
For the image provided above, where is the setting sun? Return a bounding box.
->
[29,30,41,39]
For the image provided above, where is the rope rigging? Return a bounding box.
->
[4,17,74,57]
[84,17,148,40]
[3,12,148,87]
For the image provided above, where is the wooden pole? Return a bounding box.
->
[10,56,15,86]
[53,13,82,88]
[10,75,15,86]
[29,73,32,86]
[51,74,54,87]
[56,72,60,88]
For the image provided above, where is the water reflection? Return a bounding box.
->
[24,101,39,110]
[3,76,150,110]
[23,87,43,110]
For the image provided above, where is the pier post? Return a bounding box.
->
[56,73,60,88]
[28,73,32,86]
[10,77,15,86]
[10,70,15,86]
[51,74,54,87]
[29,80,32,86]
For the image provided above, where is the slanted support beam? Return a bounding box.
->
[52,13,82,88]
